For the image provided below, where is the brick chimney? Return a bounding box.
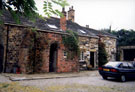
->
[68,6,75,22]
[60,7,67,31]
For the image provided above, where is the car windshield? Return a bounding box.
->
[105,62,121,67]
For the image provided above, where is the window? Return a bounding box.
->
[63,51,67,58]
[119,63,129,68]
[122,63,129,68]
[127,63,134,68]
[79,29,86,34]
[80,51,84,60]
[47,24,57,29]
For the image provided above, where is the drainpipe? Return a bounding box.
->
[3,25,9,73]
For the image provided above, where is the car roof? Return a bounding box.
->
[106,61,133,66]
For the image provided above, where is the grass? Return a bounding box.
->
[44,84,123,92]
[0,82,43,92]
[0,82,134,92]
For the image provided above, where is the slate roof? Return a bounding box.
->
[1,10,116,38]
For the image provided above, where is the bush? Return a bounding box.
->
[98,41,108,67]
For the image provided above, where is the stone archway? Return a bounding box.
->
[49,43,58,72]
[0,44,4,73]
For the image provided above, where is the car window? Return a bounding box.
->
[127,63,134,68]
[119,63,129,68]
[118,63,123,68]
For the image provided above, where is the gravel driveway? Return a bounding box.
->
[0,71,135,92]
[19,71,135,92]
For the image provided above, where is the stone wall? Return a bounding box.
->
[79,37,98,68]
[100,36,116,61]
[1,24,117,73]
[3,24,79,73]
[0,25,7,72]
[5,26,29,72]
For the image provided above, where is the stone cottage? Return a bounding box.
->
[87,29,117,61]
[0,6,116,73]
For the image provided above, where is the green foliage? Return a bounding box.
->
[0,0,39,24]
[10,10,20,24]
[0,10,2,16]
[52,0,69,8]
[26,28,47,73]
[98,41,108,67]
[62,30,80,59]
[1,0,68,23]
[1,0,37,17]
[111,29,135,46]
[0,10,3,25]
[0,20,3,25]
[1,84,9,88]
[43,0,69,17]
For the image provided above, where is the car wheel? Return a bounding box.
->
[120,75,126,82]
[102,76,107,80]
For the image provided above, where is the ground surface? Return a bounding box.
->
[0,71,135,92]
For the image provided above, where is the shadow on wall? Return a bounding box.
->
[0,44,4,73]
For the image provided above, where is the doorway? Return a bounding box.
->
[0,44,4,73]
[49,43,58,72]
[90,52,94,68]
[123,49,135,61]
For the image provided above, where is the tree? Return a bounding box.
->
[0,0,68,17]
[43,0,69,17]
[0,0,37,17]
[98,41,108,67]
[111,29,135,46]
[0,0,69,23]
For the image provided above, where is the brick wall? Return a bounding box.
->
[3,25,78,73]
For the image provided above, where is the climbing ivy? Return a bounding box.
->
[0,10,3,25]
[26,28,48,73]
[62,30,80,59]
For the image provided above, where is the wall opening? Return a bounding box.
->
[123,49,135,61]
[90,52,94,67]
[0,44,4,73]
[49,43,58,72]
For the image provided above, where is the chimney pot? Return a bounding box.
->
[86,25,89,28]
[68,6,75,22]
[71,6,73,9]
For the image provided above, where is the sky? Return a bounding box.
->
[35,0,135,30]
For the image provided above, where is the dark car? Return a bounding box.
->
[99,61,135,82]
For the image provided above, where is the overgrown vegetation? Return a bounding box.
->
[26,28,48,73]
[62,30,80,59]
[98,41,108,67]
[0,10,3,24]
